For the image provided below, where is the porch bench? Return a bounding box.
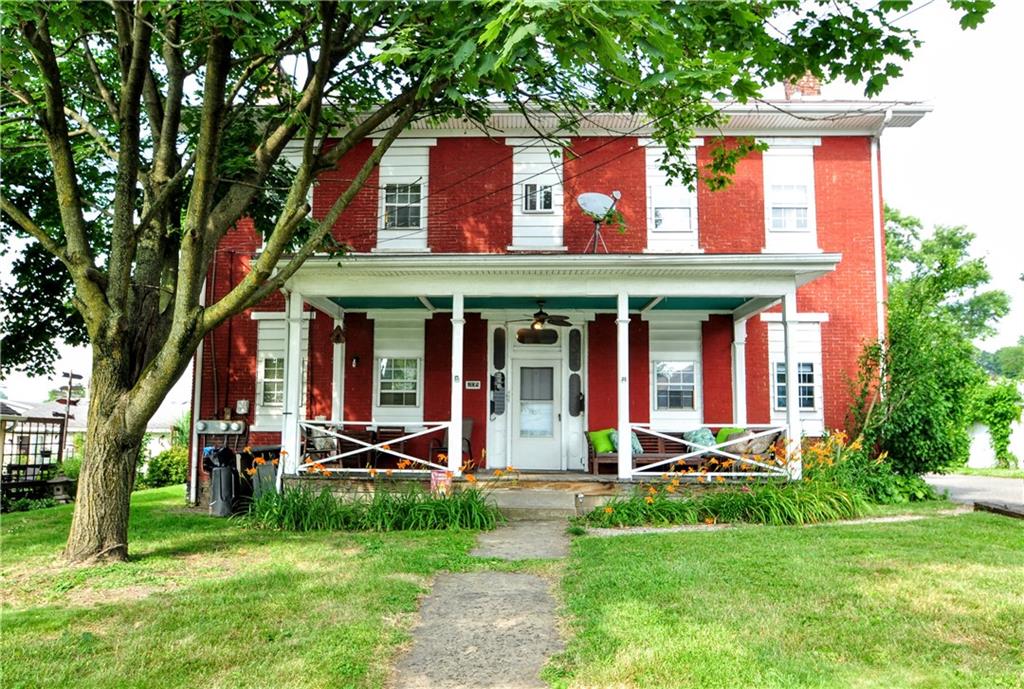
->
[586,432,704,476]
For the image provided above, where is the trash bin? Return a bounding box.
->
[207,446,237,517]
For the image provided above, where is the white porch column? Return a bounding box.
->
[280,290,304,481]
[732,318,748,426]
[331,316,344,423]
[616,293,632,480]
[782,290,803,480]
[449,294,465,475]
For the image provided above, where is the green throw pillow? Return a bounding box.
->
[588,428,616,454]
[716,426,745,444]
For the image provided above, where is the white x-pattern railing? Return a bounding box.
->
[630,423,789,478]
[298,420,450,474]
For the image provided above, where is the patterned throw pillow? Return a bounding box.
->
[682,427,716,455]
[611,430,645,455]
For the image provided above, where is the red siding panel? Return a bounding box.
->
[702,315,734,423]
[698,139,765,253]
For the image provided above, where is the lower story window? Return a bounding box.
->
[260,357,285,406]
[775,362,815,409]
[654,361,696,410]
[378,357,420,407]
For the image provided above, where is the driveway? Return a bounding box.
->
[925,474,1024,511]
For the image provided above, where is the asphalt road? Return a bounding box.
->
[925,474,1024,511]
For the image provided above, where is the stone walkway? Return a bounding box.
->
[390,521,568,689]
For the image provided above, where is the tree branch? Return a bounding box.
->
[0,195,67,259]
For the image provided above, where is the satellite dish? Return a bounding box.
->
[577,192,616,219]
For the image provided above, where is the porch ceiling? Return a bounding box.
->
[327,295,748,311]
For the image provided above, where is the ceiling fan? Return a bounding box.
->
[516,300,573,330]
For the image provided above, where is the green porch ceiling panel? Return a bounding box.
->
[329,296,428,309]
[650,296,748,310]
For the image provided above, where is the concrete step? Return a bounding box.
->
[487,489,580,520]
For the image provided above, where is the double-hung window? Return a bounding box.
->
[260,357,285,406]
[643,141,700,252]
[522,183,553,213]
[377,357,420,407]
[762,139,819,252]
[383,183,422,229]
[774,362,816,410]
[653,361,696,410]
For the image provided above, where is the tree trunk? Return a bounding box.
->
[64,359,143,563]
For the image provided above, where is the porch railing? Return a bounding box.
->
[630,423,790,479]
[297,420,451,474]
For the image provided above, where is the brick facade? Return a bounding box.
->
[191,128,886,480]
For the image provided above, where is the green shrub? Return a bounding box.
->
[969,380,1023,468]
[139,445,188,489]
[244,484,502,532]
[60,455,82,480]
[2,496,59,513]
[583,480,866,528]
[804,432,937,504]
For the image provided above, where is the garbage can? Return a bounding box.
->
[206,446,237,517]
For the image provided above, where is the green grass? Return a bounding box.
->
[548,512,1024,689]
[1,485,478,689]
[949,467,1024,479]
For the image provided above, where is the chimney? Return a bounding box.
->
[784,72,822,100]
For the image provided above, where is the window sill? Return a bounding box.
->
[506,245,568,252]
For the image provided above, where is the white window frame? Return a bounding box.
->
[381,182,423,230]
[773,361,817,411]
[252,312,313,431]
[522,182,554,213]
[641,139,701,253]
[373,139,435,252]
[652,360,698,411]
[259,356,286,407]
[376,356,422,408]
[761,138,820,253]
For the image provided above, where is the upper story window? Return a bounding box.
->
[383,183,422,229]
[774,362,816,410]
[506,138,564,250]
[522,183,553,213]
[762,139,820,253]
[642,139,701,253]
[374,139,436,252]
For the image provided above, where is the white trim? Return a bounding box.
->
[506,245,569,252]
[372,137,438,147]
[760,312,830,323]
[450,294,465,474]
[732,319,747,426]
[756,137,822,147]
[250,311,316,321]
[638,137,705,148]
[781,290,802,480]
[616,293,632,479]
[331,317,344,423]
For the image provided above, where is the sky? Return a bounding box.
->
[1,0,1020,404]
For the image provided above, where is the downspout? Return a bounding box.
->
[188,279,207,505]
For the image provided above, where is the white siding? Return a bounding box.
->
[762,139,819,253]
[371,316,426,424]
[506,138,564,249]
[375,139,436,251]
[646,314,703,429]
[643,142,699,253]
[767,321,825,436]
[254,316,311,431]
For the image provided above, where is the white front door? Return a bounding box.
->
[511,361,562,470]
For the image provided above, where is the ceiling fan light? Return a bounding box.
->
[531,320,544,330]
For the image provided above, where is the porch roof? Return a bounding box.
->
[286,252,842,305]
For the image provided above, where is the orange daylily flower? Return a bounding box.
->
[666,485,676,493]
[368,467,377,478]
[245,467,257,477]
[397,459,412,469]
[271,458,279,466]
[704,517,716,525]
[604,506,614,514]
[714,476,725,484]
[494,469,504,477]
[644,496,654,504]
[385,469,393,478]
[437,453,448,462]
[465,474,478,483]
[254,456,266,465]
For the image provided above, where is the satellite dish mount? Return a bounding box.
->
[577,190,622,254]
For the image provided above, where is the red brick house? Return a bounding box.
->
[188,95,927,500]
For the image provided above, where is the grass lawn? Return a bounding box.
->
[949,467,1024,479]
[1,486,478,689]
[549,512,1024,689]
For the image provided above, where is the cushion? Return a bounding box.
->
[682,427,716,454]
[587,428,616,454]
[747,431,781,456]
[721,430,753,455]
[609,430,645,455]
[716,426,745,444]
